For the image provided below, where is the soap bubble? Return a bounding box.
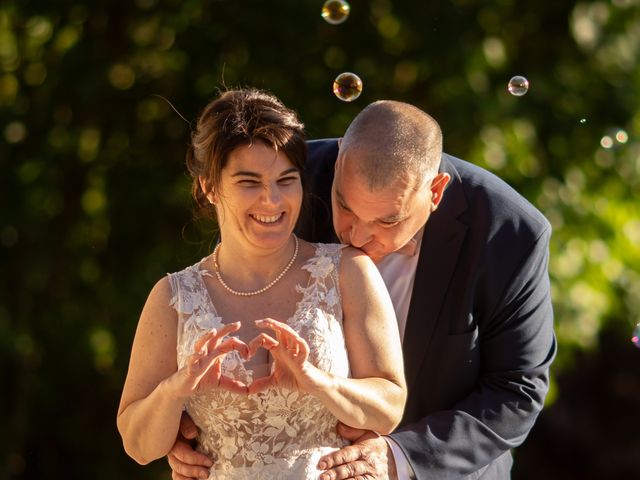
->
[508,75,529,96]
[600,127,628,149]
[322,0,350,25]
[614,129,629,144]
[333,72,362,102]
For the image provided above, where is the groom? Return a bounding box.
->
[168,100,556,479]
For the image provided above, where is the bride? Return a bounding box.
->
[117,88,406,479]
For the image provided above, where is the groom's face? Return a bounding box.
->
[331,150,446,263]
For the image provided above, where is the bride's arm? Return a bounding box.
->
[311,247,407,434]
[118,277,247,464]
[116,277,186,464]
[118,278,247,465]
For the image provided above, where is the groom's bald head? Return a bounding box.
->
[339,100,443,190]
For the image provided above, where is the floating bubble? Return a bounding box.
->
[322,0,350,25]
[632,323,640,349]
[333,72,362,102]
[615,129,629,144]
[600,135,614,149]
[600,127,628,149]
[507,75,529,96]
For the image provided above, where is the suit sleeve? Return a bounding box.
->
[389,226,557,479]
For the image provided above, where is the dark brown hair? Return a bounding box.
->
[186,88,307,216]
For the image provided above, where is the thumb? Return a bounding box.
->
[336,422,368,442]
[179,412,198,439]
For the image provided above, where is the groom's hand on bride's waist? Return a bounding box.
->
[167,413,213,480]
[318,429,398,480]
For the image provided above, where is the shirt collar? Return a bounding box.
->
[393,226,425,257]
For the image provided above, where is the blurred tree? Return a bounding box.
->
[0,0,638,478]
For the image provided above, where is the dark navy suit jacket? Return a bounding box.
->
[296,139,557,480]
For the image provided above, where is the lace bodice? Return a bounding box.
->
[168,243,350,479]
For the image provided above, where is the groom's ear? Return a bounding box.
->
[430,172,450,209]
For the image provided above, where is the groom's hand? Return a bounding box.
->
[167,413,213,480]
[317,431,398,480]
[336,422,369,442]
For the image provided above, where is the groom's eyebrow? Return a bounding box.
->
[335,190,353,212]
[336,189,405,223]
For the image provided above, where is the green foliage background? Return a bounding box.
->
[1,0,639,478]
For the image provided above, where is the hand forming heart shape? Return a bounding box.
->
[186,318,315,396]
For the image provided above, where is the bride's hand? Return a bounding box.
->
[169,322,250,398]
[247,318,327,394]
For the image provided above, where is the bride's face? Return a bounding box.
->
[209,141,303,253]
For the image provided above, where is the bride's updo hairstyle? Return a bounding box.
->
[186,88,307,218]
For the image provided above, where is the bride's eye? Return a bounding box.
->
[278,176,299,185]
[238,179,260,187]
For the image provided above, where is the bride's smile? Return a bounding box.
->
[212,141,302,258]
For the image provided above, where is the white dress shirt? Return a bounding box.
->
[374,228,424,480]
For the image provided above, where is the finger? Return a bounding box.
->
[217,337,249,359]
[247,333,279,357]
[187,349,225,377]
[206,323,240,351]
[189,350,232,391]
[194,331,216,354]
[336,422,368,442]
[186,351,207,375]
[256,319,308,359]
[278,329,299,357]
[167,452,210,479]
[198,352,227,386]
[247,374,275,394]
[294,332,309,361]
[255,317,295,336]
[255,318,286,346]
[285,343,300,357]
[256,319,306,348]
[318,460,372,480]
[317,445,366,470]
[197,352,251,394]
[279,331,309,363]
[179,413,199,439]
[168,440,213,470]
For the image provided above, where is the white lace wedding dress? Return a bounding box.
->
[168,243,350,479]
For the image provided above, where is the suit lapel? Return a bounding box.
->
[402,155,468,391]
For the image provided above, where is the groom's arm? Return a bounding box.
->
[320,227,556,479]
[392,227,556,478]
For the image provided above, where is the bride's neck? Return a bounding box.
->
[214,236,298,286]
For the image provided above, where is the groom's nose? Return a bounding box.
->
[349,221,373,248]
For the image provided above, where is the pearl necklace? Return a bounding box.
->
[212,236,299,296]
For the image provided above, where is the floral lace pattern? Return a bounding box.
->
[168,243,350,479]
